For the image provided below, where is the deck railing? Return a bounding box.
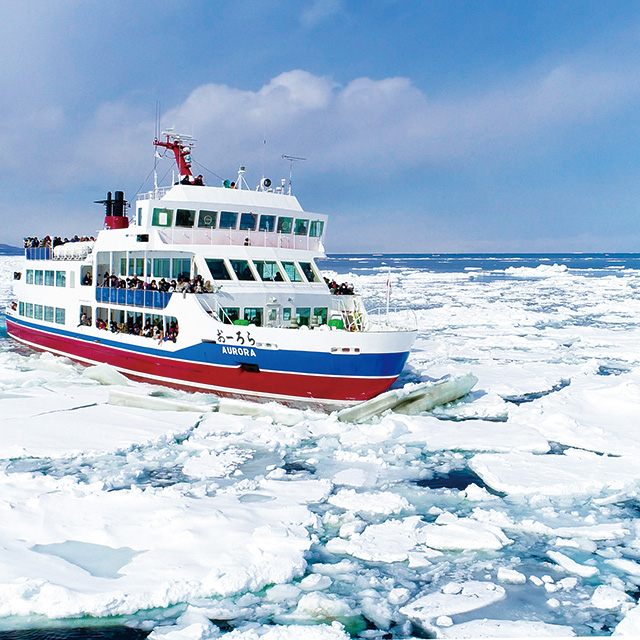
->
[95,287,173,310]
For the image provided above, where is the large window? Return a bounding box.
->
[172,258,191,279]
[259,215,276,232]
[219,211,238,229]
[244,307,263,326]
[55,308,66,324]
[253,261,283,282]
[197,210,217,228]
[230,260,255,281]
[55,271,66,287]
[25,303,33,318]
[34,270,43,285]
[205,259,232,280]
[221,307,240,323]
[26,270,34,284]
[277,217,293,234]
[129,257,144,277]
[281,261,303,282]
[153,258,170,278]
[294,219,309,236]
[176,209,196,227]
[34,304,43,320]
[152,208,173,227]
[239,213,258,231]
[44,306,54,322]
[299,262,319,282]
[310,220,324,237]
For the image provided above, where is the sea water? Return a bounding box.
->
[1,253,640,639]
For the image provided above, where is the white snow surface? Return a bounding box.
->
[3,254,640,637]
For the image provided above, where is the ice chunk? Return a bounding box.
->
[438,618,575,637]
[219,622,350,638]
[497,567,526,584]
[547,550,599,578]
[327,489,411,516]
[83,363,130,386]
[109,389,214,412]
[591,584,633,610]
[400,581,506,629]
[470,451,640,496]
[336,374,477,423]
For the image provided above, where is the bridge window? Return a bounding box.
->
[277,217,293,234]
[152,208,173,227]
[205,259,232,281]
[294,219,309,236]
[244,307,263,326]
[230,260,255,281]
[259,215,276,232]
[299,262,320,282]
[221,307,240,324]
[219,211,238,229]
[313,307,328,325]
[281,261,303,282]
[176,209,196,227]
[239,213,258,231]
[197,210,217,228]
[310,221,324,237]
[296,307,311,327]
[253,260,283,282]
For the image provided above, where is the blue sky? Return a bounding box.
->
[2,0,640,252]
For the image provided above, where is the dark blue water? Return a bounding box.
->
[318,252,640,275]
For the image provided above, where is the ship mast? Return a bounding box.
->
[154,131,196,178]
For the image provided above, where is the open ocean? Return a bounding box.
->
[1,252,640,639]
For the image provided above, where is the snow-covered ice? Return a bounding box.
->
[3,253,640,637]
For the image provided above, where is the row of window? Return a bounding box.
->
[147,208,324,237]
[25,270,66,287]
[205,258,319,283]
[19,302,66,324]
[221,306,328,327]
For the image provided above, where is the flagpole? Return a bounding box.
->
[385,268,391,322]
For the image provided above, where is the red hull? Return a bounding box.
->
[6,318,397,405]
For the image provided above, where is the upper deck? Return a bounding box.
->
[133,184,327,253]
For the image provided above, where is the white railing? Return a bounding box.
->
[364,306,418,332]
[157,228,324,251]
[137,187,172,200]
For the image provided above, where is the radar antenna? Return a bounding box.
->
[282,154,306,195]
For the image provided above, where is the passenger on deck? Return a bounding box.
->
[193,174,204,186]
[180,175,192,185]
[82,272,92,286]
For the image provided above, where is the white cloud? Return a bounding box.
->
[300,0,344,28]
[13,57,640,195]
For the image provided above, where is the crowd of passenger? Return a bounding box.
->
[324,278,355,295]
[24,235,95,248]
[92,315,179,343]
[98,272,214,293]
